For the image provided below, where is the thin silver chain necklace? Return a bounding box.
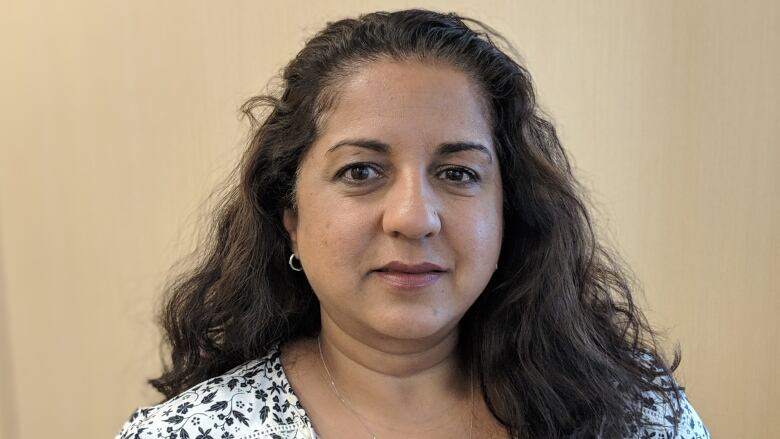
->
[316,335,474,439]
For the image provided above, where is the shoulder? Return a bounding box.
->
[624,354,711,438]
[115,344,315,439]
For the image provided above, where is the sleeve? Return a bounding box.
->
[633,383,711,438]
[674,392,711,438]
[114,406,153,439]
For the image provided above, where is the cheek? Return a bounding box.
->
[455,194,502,248]
[461,215,502,265]
[298,200,368,275]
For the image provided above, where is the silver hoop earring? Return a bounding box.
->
[288,253,303,272]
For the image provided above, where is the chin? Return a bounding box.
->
[369,310,457,342]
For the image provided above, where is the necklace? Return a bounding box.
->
[316,335,474,439]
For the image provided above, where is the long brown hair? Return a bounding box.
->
[149,9,685,438]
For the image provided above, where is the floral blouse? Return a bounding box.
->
[115,344,710,439]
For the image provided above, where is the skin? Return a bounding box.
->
[282,59,506,438]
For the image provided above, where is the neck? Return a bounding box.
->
[315,311,471,426]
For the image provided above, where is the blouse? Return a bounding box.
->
[115,343,711,439]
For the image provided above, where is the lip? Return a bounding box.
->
[372,270,444,289]
[371,261,447,289]
[375,261,446,273]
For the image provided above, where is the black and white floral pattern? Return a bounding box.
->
[623,368,711,438]
[116,344,316,439]
[116,344,710,438]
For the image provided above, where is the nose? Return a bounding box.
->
[381,169,442,240]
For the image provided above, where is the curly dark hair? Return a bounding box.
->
[148,8,685,438]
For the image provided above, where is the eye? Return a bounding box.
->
[438,166,480,185]
[335,163,383,184]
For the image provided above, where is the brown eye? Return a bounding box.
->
[445,169,464,181]
[336,163,383,185]
[439,166,479,184]
[349,166,371,180]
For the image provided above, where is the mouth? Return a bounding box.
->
[371,269,446,289]
[373,268,446,273]
[374,261,447,274]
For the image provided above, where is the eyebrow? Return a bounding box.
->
[326,138,493,164]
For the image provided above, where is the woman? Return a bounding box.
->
[116,9,710,439]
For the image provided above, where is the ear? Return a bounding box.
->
[282,208,299,254]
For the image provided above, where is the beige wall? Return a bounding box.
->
[1,1,777,437]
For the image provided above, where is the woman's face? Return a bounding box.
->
[283,60,503,345]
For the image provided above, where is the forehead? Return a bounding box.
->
[312,59,493,156]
